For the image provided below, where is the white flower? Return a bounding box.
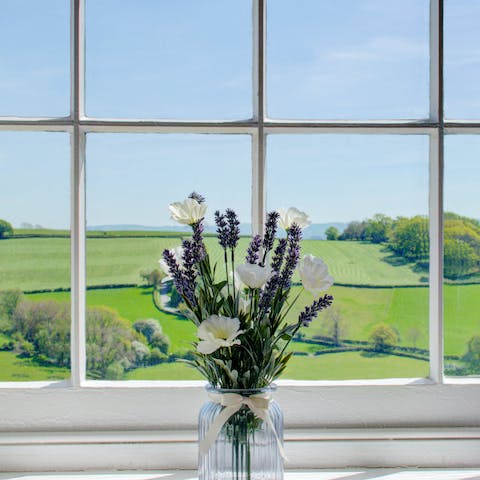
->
[278,207,311,230]
[238,294,251,315]
[169,197,207,225]
[158,246,184,276]
[197,315,243,355]
[235,263,272,289]
[298,254,334,296]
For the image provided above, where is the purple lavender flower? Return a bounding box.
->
[215,210,229,250]
[225,208,240,249]
[263,211,279,255]
[246,234,262,264]
[162,248,196,307]
[192,221,206,262]
[188,191,205,204]
[279,224,302,290]
[298,294,333,327]
[271,238,287,273]
[258,273,280,316]
[180,239,198,306]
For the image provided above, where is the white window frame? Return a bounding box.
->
[0,0,479,471]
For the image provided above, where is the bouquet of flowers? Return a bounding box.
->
[160,192,334,389]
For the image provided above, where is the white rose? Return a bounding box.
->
[159,245,184,276]
[278,207,311,230]
[197,315,243,355]
[298,254,334,296]
[235,263,272,289]
[169,197,207,225]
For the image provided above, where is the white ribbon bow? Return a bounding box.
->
[199,391,287,460]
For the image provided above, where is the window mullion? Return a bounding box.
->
[252,0,266,235]
[428,0,444,383]
[70,0,86,387]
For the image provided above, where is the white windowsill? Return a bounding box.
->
[2,470,480,480]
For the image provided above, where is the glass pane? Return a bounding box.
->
[0,0,69,117]
[444,136,480,377]
[85,133,251,380]
[0,132,70,381]
[267,0,429,119]
[86,0,252,120]
[267,134,430,380]
[445,0,480,119]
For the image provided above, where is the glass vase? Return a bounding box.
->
[198,385,284,480]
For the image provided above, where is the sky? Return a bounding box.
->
[0,0,478,229]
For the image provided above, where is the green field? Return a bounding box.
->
[1,232,479,381]
[125,352,429,381]
[30,284,480,357]
[0,351,69,381]
[0,236,427,292]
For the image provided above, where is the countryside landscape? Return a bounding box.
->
[0,212,479,382]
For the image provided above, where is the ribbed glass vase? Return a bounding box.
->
[198,385,284,480]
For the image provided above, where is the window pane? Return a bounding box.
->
[86,133,251,380]
[0,0,69,117]
[444,136,480,377]
[267,0,429,120]
[445,0,480,119]
[267,134,430,380]
[86,0,252,120]
[0,132,70,381]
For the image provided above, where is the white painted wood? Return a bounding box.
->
[70,129,86,386]
[1,428,480,471]
[1,383,480,432]
[2,472,480,480]
[264,126,436,135]
[429,0,441,123]
[429,131,444,383]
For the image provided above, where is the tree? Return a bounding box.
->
[444,238,478,279]
[0,219,13,239]
[133,319,170,354]
[0,290,23,332]
[463,335,480,372]
[86,306,140,379]
[325,226,340,241]
[133,319,163,342]
[324,306,347,346]
[406,327,423,349]
[364,214,393,244]
[140,268,165,288]
[369,323,398,353]
[339,221,366,241]
[390,216,429,261]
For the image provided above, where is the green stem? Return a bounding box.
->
[278,322,302,360]
[231,248,236,304]
[224,249,230,298]
[280,286,304,324]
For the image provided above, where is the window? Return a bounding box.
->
[1,0,479,470]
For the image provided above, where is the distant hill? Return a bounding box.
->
[87,222,348,240]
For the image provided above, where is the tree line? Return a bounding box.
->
[326,212,480,280]
[0,290,170,379]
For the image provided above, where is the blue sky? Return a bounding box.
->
[0,0,478,229]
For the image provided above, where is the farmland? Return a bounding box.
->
[0,231,478,381]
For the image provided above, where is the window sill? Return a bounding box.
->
[1,428,480,470]
[1,470,480,480]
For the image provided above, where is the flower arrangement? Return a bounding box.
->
[160,192,334,389]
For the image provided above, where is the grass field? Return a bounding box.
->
[2,231,479,381]
[30,283,480,358]
[125,351,429,381]
[4,280,476,381]
[0,351,69,381]
[0,236,428,292]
